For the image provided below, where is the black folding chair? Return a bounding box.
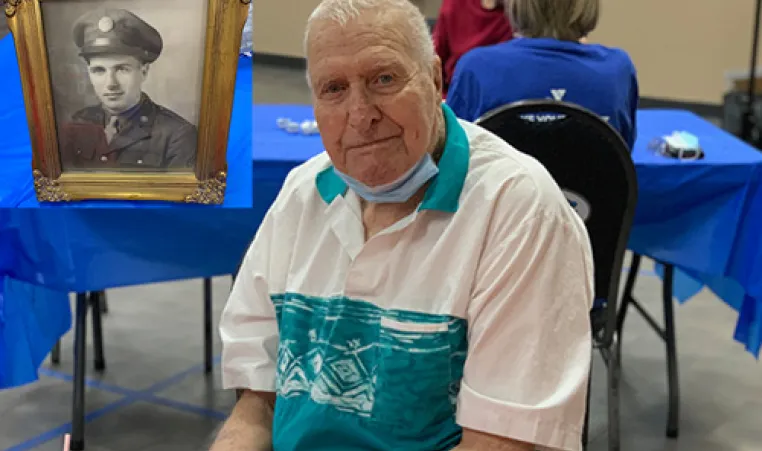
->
[476,100,638,451]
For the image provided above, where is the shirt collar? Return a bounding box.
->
[104,93,148,124]
[315,103,470,213]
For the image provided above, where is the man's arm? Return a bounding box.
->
[454,170,594,450]
[214,194,288,449]
[210,390,276,451]
[453,428,534,451]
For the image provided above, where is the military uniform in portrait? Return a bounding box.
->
[59,9,198,170]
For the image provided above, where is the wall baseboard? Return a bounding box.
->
[254,53,307,70]
[639,97,721,118]
[253,52,724,118]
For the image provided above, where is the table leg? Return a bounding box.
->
[90,292,106,372]
[99,291,109,314]
[581,362,592,449]
[70,293,88,451]
[51,340,61,365]
[662,265,680,438]
[204,278,213,374]
[607,346,621,451]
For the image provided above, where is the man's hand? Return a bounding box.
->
[453,428,535,451]
[209,390,276,451]
[62,434,70,451]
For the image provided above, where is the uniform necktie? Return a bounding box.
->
[104,116,119,144]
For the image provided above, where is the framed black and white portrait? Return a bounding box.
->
[5,0,250,203]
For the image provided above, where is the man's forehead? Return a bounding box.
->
[308,48,410,82]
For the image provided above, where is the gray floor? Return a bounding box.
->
[1,61,760,450]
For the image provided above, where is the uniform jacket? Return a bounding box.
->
[60,94,197,170]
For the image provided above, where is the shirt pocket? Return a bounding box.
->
[371,317,456,431]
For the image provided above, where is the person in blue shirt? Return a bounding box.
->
[446,0,639,149]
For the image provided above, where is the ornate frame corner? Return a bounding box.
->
[33,170,71,202]
[4,0,23,18]
[186,171,227,204]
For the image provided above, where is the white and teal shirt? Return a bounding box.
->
[221,105,594,451]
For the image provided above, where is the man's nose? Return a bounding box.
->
[347,87,381,131]
[106,71,119,89]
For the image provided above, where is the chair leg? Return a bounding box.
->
[70,293,88,451]
[616,253,641,359]
[606,346,621,451]
[662,264,680,439]
[90,292,106,372]
[51,340,61,365]
[204,278,213,374]
[99,291,109,314]
[581,364,593,449]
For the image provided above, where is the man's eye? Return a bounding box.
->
[376,74,394,84]
[323,83,343,94]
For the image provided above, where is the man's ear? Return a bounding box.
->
[431,56,443,95]
[141,63,151,77]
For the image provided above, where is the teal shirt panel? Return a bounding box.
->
[271,293,469,451]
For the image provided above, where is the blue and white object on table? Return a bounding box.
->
[651,130,704,160]
[277,117,319,135]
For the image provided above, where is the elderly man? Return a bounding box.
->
[60,9,197,170]
[212,0,593,450]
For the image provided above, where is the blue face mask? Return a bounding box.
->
[333,152,439,203]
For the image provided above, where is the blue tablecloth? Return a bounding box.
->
[0,209,262,388]
[629,110,762,356]
[0,34,253,208]
[253,104,762,357]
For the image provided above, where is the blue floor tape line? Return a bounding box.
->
[5,357,226,451]
[39,367,229,420]
[38,368,136,398]
[148,396,228,421]
[146,356,222,394]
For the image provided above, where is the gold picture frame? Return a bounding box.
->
[4,0,250,204]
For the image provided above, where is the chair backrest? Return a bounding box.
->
[476,100,638,345]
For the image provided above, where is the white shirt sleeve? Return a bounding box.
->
[219,209,280,392]
[455,180,595,451]
[219,154,330,393]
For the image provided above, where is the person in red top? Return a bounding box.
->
[433,0,513,97]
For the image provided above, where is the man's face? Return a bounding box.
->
[306,12,443,187]
[86,55,148,114]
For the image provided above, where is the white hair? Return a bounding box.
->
[303,0,435,72]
